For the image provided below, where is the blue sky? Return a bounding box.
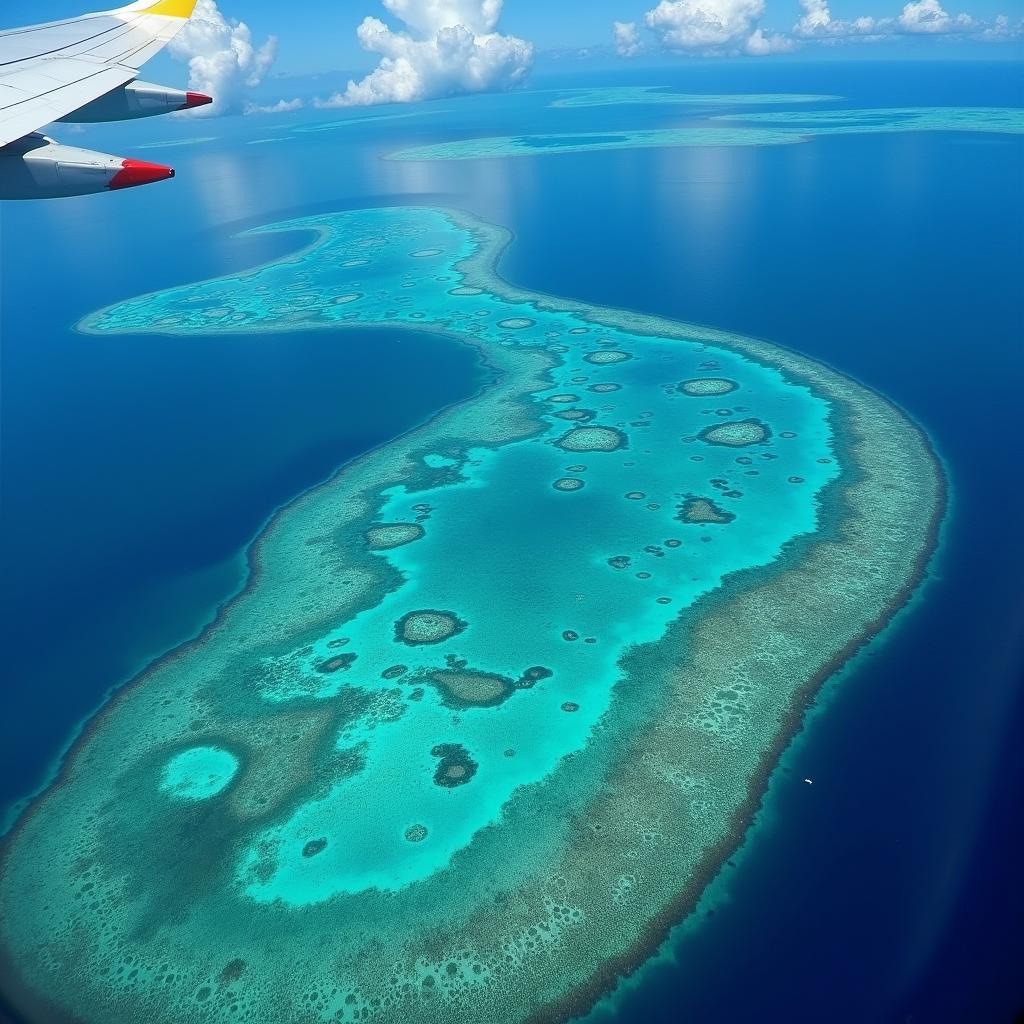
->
[3,0,1021,112]
[5,0,1022,74]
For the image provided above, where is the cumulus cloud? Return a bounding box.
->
[643,0,766,50]
[794,0,879,37]
[794,0,1017,39]
[744,26,796,51]
[320,0,533,107]
[637,0,792,54]
[244,97,305,115]
[897,0,973,33]
[613,20,643,55]
[168,0,277,116]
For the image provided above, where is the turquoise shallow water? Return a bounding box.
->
[86,207,836,903]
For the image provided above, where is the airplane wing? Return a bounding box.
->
[0,0,201,147]
[0,0,211,199]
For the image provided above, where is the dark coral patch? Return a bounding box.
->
[516,665,553,689]
[302,839,328,859]
[317,653,357,674]
[431,743,478,788]
[395,610,467,646]
[677,496,736,525]
[428,669,514,708]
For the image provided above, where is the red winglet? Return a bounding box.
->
[183,92,214,109]
[109,159,175,191]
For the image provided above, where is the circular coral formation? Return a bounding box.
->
[316,652,357,674]
[159,746,239,801]
[561,702,580,713]
[584,350,632,365]
[608,555,631,569]
[519,666,553,685]
[678,377,738,396]
[333,293,363,304]
[677,496,736,525]
[404,824,428,843]
[553,477,585,492]
[301,838,328,858]
[547,394,579,404]
[557,426,627,453]
[428,669,514,708]
[498,318,535,330]
[553,410,593,421]
[588,383,621,393]
[430,743,478,788]
[365,523,425,550]
[395,610,467,646]
[698,418,771,447]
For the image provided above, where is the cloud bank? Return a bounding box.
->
[320,0,533,108]
[168,0,277,116]
[616,0,1022,54]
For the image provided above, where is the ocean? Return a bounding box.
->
[1,59,1022,1022]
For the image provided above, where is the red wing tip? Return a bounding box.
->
[109,159,176,191]
[183,92,214,109]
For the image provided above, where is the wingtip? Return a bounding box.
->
[141,0,200,18]
[182,92,214,110]
[109,159,175,190]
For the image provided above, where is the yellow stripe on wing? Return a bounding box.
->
[141,0,199,18]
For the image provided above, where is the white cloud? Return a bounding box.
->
[168,0,277,116]
[794,0,879,37]
[320,0,533,107]
[613,20,643,55]
[244,98,305,115]
[638,0,794,54]
[897,0,973,33]
[744,27,797,52]
[794,0,1017,39]
[977,13,1024,39]
[643,0,766,50]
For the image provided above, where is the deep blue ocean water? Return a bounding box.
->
[1,60,1022,1022]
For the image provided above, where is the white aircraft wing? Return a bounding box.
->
[0,0,199,147]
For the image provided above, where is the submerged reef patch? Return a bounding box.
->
[0,206,944,1024]
[390,108,1024,162]
[427,668,515,708]
[431,743,479,788]
[699,419,771,447]
[584,350,632,365]
[679,378,738,397]
[557,426,627,453]
[678,496,736,525]
[365,523,425,550]
[395,610,467,646]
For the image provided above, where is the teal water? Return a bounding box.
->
[86,206,836,904]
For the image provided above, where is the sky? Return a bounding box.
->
[2,0,1021,112]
